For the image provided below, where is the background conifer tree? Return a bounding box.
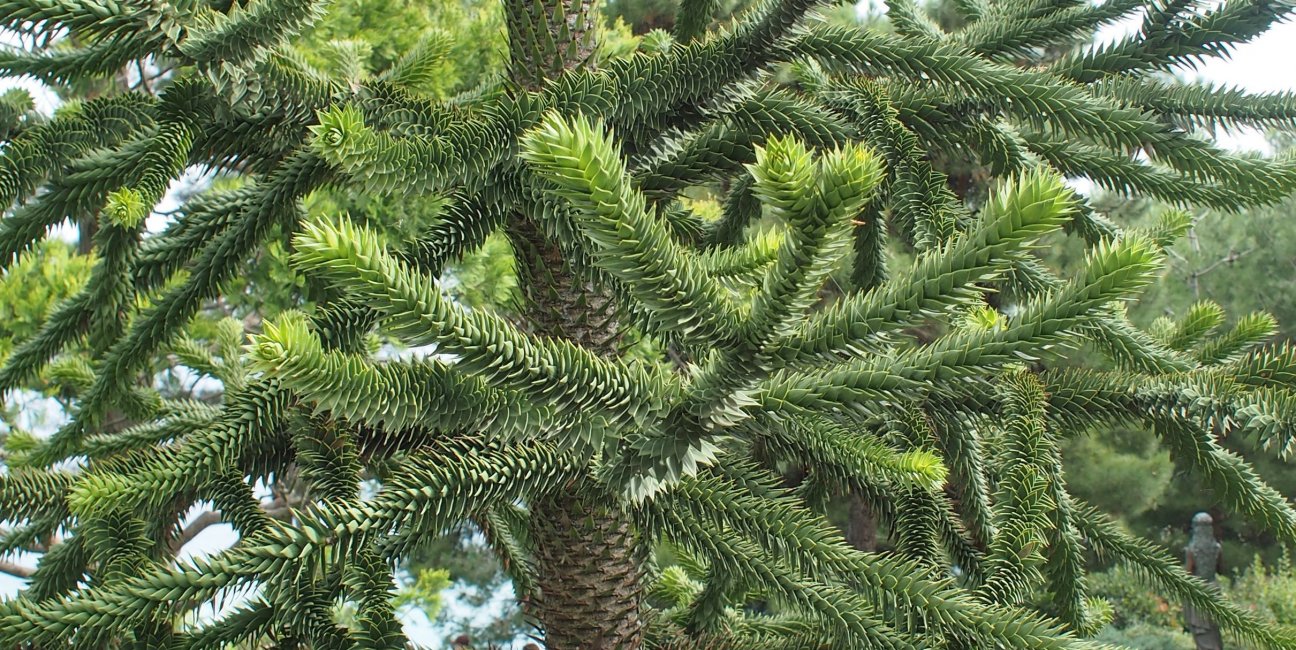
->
[4,1,1296,648]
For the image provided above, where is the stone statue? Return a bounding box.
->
[1184,512,1224,650]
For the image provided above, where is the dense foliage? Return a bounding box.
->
[1046,144,1296,575]
[3,0,1296,648]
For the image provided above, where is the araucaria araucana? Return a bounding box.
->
[2,0,1296,648]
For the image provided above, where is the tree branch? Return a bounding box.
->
[0,560,35,579]
[168,510,223,555]
[0,528,51,553]
[1193,248,1256,280]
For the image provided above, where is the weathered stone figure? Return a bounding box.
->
[1185,512,1224,650]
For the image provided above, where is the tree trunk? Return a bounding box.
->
[504,0,599,92]
[504,3,647,646]
[845,491,879,552]
[530,492,645,649]
[509,217,646,648]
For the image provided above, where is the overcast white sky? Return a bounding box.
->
[2,3,1296,647]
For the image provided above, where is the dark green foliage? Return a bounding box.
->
[2,0,1296,648]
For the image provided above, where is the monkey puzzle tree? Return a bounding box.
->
[5,0,1296,648]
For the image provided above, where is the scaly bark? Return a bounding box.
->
[509,214,647,648]
[529,491,645,648]
[505,2,647,646]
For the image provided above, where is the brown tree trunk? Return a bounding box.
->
[845,491,879,552]
[530,492,645,649]
[508,220,645,650]
[511,220,647,648]
[509,218,647,649]
[503,3,647,645]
